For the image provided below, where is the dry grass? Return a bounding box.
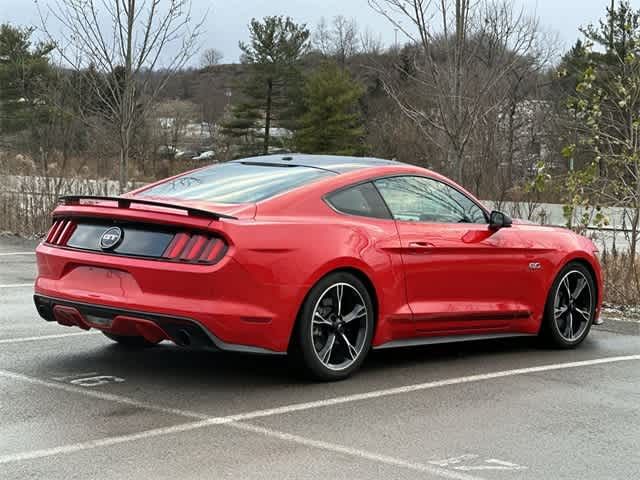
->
[0,175,134,237]
[0,150,209,237]
[600,251,640,307]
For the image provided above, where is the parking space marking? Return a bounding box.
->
[0,252,35,256]
[0,418,486,480]
[0,418,218,465]
[0,332,101,345]
[0,369,209,421]
[0,355,638,468]
[456,459,527,472]
[0,283,34,288]
[52,372,99,381]
[230,422,486,480]
[223,354,640,423]
[69,375,125,387]
[431,455,527,472]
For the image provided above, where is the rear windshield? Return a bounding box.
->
[139,163,336,204]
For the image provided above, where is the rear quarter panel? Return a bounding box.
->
[223,209,411,347]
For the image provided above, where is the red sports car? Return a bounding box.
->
[34,155,603,380]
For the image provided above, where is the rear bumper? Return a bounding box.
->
[34,294,283,355]
[34,242,306,353]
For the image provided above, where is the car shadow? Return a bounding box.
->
[38,334,574,389]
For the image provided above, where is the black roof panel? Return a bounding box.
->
[231,154,401,173]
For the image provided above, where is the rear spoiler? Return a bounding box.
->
[58,195,238,220]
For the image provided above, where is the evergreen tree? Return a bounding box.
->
[557,1,640,175]
[295,62,365,156]
[560,2,640,81]
[222,16,310,156]
[0,24,54,135]
[583,0,639,58]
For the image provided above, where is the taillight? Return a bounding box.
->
[45,219,76,246]
[44,219,227,265]
[163,232,227,265]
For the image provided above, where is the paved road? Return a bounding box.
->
[1,238,639,479]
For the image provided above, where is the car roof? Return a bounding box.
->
[229,154,402,174]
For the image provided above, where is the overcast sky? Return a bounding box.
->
[0,0,612,63]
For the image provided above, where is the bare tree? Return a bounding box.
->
[153,99,198,171]
[360,28,385,56]
[369,0,549,183]
[313,16,360,66]
[201,48,223,68]
[40,0,204,192]
[313,17,332,56]
[332,16,360,66]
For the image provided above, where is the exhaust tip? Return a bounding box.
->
[174,329,192,347]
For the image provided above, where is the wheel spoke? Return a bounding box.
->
[340,333,359,360]
[313,312,333,326]
[319,333,336,364]
[563,277,572,298]
[554,271,592,342]
[564,312,574,339]
[554,305,568,319]
[312,281,368,370]
[343,304,366,324]
[572,277,587,300]
[336,284,344,316]
[574,307,591,322]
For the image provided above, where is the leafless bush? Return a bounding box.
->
[600,251,640,306]
[0,150,209,237]
[0,174,137,237]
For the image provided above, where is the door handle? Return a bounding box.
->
[408,241,435,249]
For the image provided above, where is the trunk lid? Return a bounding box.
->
[46,196,253,264]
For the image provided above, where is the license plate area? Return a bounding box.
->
[61,266,142,299]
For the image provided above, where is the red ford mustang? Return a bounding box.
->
[34,155,603,380]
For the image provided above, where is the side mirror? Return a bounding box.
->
[489,210,512,230]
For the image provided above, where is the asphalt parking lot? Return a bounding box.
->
[1,236,639,480]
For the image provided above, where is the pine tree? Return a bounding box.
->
[0,24,54,134]
[222,16,310,157]
[583,0,639,58]
[295,62,365,156]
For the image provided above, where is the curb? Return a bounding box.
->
[595,318,640,336]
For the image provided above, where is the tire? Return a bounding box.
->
[103,332,157,348]
[540,262,596,348]
[291,272,375,381]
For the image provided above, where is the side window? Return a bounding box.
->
[374,176,487,224]
[326,182,391,219]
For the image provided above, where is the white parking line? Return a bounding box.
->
[221,354,640,422]
[0,283,33,288]
[0,252,35,256]
[0,369,208,420]
[0,354,638,470]
[0,416,484,480]
[231,422,484,480]
[0,419,218,463]
[0,331,101,345]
